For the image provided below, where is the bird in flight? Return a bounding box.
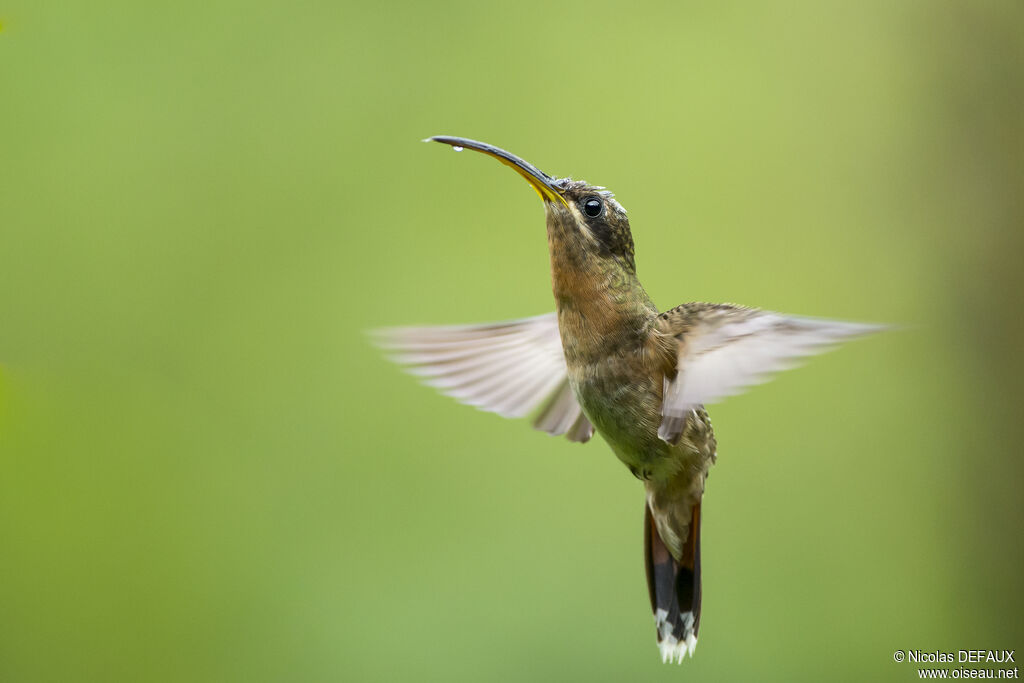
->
[374,136,883,663]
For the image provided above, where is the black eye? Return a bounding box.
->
[583,197,603,217]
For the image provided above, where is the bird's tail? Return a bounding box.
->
[644,501,701,664]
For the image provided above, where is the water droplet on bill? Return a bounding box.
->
[452,146,463,152]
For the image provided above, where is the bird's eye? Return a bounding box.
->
[583,197,603,217]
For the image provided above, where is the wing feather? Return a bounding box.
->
[657,306,884,444]
[373,312,593,442]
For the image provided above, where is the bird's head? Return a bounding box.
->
[428,136,637,273]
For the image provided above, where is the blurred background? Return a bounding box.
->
[1,1,1022,681]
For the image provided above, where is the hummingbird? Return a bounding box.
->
[374,136,883,664]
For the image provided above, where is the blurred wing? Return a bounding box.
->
[658,307,885,444]
[372,313,593,443]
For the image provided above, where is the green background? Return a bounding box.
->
[2,1,1022,681]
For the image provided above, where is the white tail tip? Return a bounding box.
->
[658,632,698,664]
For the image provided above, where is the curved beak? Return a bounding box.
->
[427,136,567,207]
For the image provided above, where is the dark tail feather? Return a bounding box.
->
[645,502,701,663]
